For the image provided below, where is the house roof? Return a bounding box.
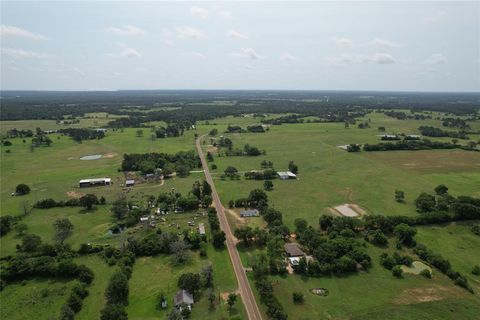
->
[284,242,305,257]
[126,180,135,184]
[277,171,297,178]
[174,290,194,306]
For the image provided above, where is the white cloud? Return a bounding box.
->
[107,47,141,58]
[244,64,254,70]
[280,52,297,63]
[1,48,49,59]
[332,37,353,46]
[163,39,175,47]
[190,6,208,19]
[228,30,248,40]
[176,26,205,39]
[107,25,145,36]
[219,10,233,20]
[189,52,206,59]
[72,67,85,76]
[0,25,47,40]
[423,11,446,24]
[424,53,447,65]
[365,53,396,64]
[231,48,263,60]
[326,53,395,66]
[366,38,400,49]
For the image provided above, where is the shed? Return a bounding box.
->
[277,171,297,180]
[284,242,305,257]
[174,289,194,310]
[79,177,111,188]
[240,209,260,217]
[198,223,206,235]
[125,179,135,187]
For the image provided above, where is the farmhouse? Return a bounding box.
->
[240,209,260,217]
[78,177,111,188]
[174,289,194,311]
[284,242,305,258]
[125,179,135,187]
[198,223,206,235]
[277,171,297,180]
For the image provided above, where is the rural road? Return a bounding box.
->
[196,135,263,320]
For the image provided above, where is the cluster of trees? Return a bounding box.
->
[155,181,212,212]
[58,128,106,142]
[415,185,480,220]
[226,125,245,133]
[155,124,184,138]
[418,126,468,139]
[15,183,31,195]
[121,151,200,176]
[100,252,136,320]
[247,125,266,133]
[244,169,277,180]
[363,139,476,152]
[251,255,288,320]
[217,143,265,157]
[379,252,413,271]
[1,255,94,288]
[5,128,34,138]
[441,118,471,130]
[191,180,213,208]
[292,217,371,276]
[384,110,431,120]
[34,194,106,210]
[31,129,53,147]
[207,208,226,249]
[60,282,90,319]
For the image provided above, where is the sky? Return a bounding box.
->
[1,1,479,92]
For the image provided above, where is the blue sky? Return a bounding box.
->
[1,1,479,91]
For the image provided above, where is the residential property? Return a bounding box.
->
[198,223,206,235]
[277,171,297,180]
[79,177,111,188]
[94,128,107,133]
[240,209,260,217]
[284,242,305,257]
[174,289,194,311]
[125,179,135,187]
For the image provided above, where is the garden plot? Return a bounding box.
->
[331,204,366,217]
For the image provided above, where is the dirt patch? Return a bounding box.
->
[331,204,365,217]
[103,152,117,159]
[392,286,454,305]
[401,261,432,275]
[226,209,246,227]
[207,146,218,153]
[67,191,85,198]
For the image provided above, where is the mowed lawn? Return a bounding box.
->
[416,222,480,292]
[201,113,480,228]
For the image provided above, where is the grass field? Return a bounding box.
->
[0,278,75,320]
[203,113,480,228]
[416,222,480,292]
[1,110,479,320]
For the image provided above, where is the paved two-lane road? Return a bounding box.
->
[196,136,262,320]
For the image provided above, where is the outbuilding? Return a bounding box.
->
[240,209,260,217]
[284,242,305,257]
[125,179,135,187]
[277,171,297,180]
[198,223,206,235]
[174,289,194,311]
[79,177,111,188]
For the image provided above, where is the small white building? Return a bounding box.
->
[277,171,297,180]
[198,223,206,235]
[79,177,111,188]
[125,179,135,187]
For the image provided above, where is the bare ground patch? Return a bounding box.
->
[330,203,366,217]
[207,145,218,154]
[392,286,454,305]
[103,152,118,159]
[66,191,85,198]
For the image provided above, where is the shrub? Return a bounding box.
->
[472,265,480,276]
[420,269,432,278]
[292,292,304,304]
[15,184,31,195]
[392,265,403,278]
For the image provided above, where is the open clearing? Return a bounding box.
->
[401,261,432,275]
[332,203,366,217]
